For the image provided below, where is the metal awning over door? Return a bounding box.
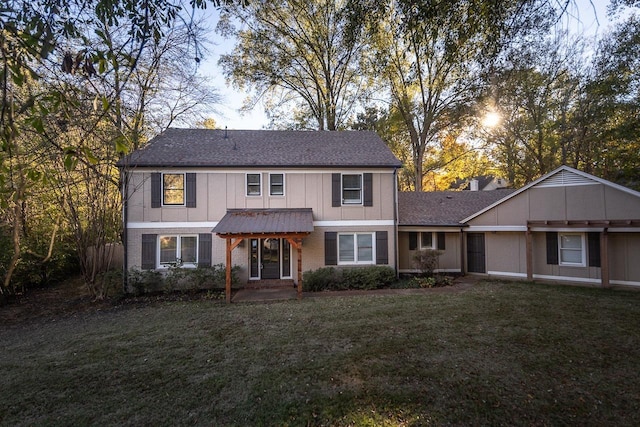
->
[212,208,314,303]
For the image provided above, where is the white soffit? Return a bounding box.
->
[534,169,598,188]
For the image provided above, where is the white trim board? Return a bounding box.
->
[466,226,527,232]
[127,220,394,229]
[128,221,218,229]
[313,220,394,227]
[487,270,640,287]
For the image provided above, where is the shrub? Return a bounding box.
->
[303,267,343,292]
[303,265,396,292]
[125,264,240,295]
[413,249,443,275]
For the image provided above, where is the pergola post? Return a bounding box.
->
[224,237,244,304]
[526,226,533,280]
[297,241,303,299]
[601,229,610,288]
[225,238,232,303]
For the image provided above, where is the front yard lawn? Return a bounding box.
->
[1,280,640,425]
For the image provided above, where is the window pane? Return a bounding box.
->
[561,249,582,264]
[342,174,361,189]
[560,235,581,249]
[160,236,177,264]
[250,239,259,277]
[181,237,197,263]
[343,190,361,203]
[421,232,433,248]
[163,189,184,205]
[247,174,261,195]
[357,234,373,262]
[342,175,362,203]
[339,234,354,262]
[270,174,284,195]
[163,174,184,205]
[282,239,291,276]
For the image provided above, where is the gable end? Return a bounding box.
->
[534,170,598,188]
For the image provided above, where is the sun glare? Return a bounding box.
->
[482,111,501,128]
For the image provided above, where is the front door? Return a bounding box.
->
[467,233,486,273]
[261,238,280,279]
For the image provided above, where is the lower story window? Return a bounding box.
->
[338,232,374,264]
[159,235,197,267]
[559,233,585,266]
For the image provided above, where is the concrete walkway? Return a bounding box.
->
[231,275,482,303]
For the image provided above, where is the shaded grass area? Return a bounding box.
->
[2,281,640,426]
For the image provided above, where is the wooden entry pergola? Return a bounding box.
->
[217,232,309,303]
[212,208,315,303]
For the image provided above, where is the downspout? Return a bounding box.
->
[121,167,129,293]
[460,225,465,275]
[393,168,399,278]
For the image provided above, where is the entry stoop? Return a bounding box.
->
[243,279,296,289]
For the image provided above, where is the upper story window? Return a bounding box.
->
[159,235,197,267]
[559,233,585,266]
[270,173,284,196]
[342,174,362,204]
[163,173,185,205]
[246,173,261,196]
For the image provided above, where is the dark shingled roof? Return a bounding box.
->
[213,208,314,235]
[398,190,516,226]
[119,128,402,168]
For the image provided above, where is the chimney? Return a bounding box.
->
[470,179,479,191]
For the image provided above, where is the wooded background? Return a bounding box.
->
[1,0,638,299]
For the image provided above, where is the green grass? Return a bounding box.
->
[2,281,640,426]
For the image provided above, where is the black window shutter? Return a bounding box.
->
[363,173,373,206]
[325,232,337,265]
[151,173,161,208]
[409,232,418,250]
[198,233,212,267]
[186,173,196,208]
[141,234,157,269]
[437,232,446,250]
[376,231,388,264]
[546,232,558,265]
[588,232,601,267]
[332,173,341,207]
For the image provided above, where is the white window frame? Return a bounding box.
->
[337,232,375,265]
[420,232,435,249]
[246,173,262,196]
[341,173,363,205]
[162,172,186,206]
[158,234,198,268]
[558,232,586,267]
[269,173,285,196]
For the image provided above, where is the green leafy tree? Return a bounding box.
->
[361,0,556,191]
[217,0,372,130]
[0,0,228,299]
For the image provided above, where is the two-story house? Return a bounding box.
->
[119,129,402,302]
[120,129,640,301]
